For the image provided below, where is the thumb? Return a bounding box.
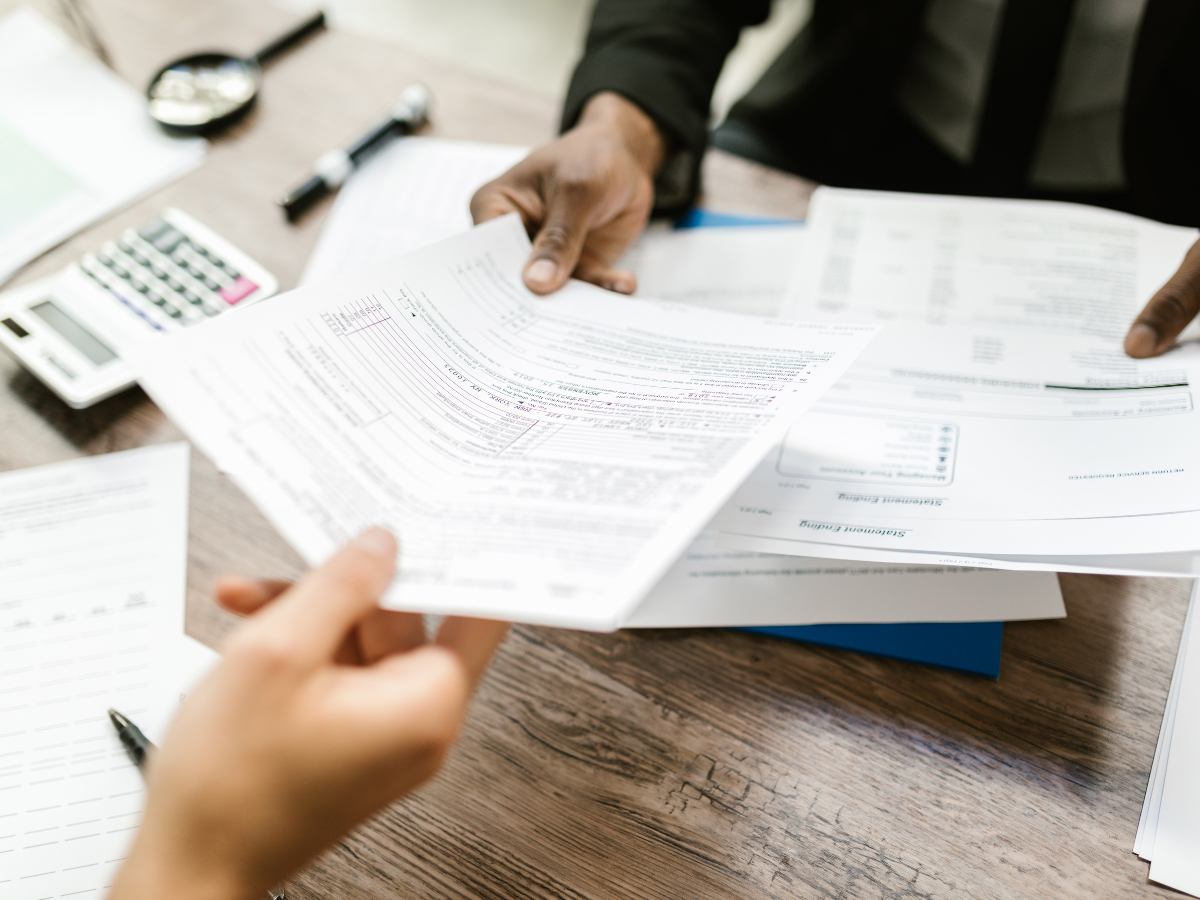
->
[523,184,597,295]
[215,577,292,616]
[255,527,398,664]
[1125,239,1200,358]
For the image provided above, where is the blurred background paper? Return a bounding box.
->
[616,221,804,318]
[627,530,1063,627]
[301,136,527,285]
[0,7,205,284]
[1137,582,1200,897]
[0,443,219,898]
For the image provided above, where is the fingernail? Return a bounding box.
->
[352,526,396,559]
[1126,323,1159,357]
[608,275,635,295]
[526,258,557,285]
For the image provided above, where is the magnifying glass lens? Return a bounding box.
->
[148,59,258,127]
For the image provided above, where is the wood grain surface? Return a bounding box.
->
[0,1,1191,897]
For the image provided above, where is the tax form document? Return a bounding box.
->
[788,187,1199,340]
[133,215,878,629]
[713,188,1200,560]
[0,443,217,900]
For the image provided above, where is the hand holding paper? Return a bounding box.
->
[132,214,878,628]
[1126,238,1200,358]
[713,188,1200,567]
[110,529,507,900]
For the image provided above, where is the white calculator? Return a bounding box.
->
[0,209,278,408]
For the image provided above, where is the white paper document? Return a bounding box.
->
[0,8,206,284]
[787,188,1197,339]
[615,219,1065,622]
[719,532,1200,579]
[626,530,1063,627]
[134,215,878,629]
[713,188,1200,563]
[1136,581,1200,897]
[1136,585,1193,860]
[300,151,1062,623]
[301,137,528,286]
[0,444,219,900]
[617,223,806,318]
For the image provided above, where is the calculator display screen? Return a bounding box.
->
[30,300,117,366]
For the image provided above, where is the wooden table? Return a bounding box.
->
[1,1,1192,896]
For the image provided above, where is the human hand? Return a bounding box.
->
[471,91,666,295]
[108,528,508,900]
[1125,238,1200,357]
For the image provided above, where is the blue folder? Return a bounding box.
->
[677,207,1004,677]
[674,208,799,229]
[742,623,1003,678]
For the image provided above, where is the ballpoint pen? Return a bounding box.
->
[108,708,154,768]
[278,83,431,222]
[108,708,286,900]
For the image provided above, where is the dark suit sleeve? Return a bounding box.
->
[562,0,771,171]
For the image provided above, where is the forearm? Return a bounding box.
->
[109,839,256,900]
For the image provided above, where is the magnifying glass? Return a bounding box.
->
[146,11,327,134]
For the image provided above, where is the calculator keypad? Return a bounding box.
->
[80,218,262,332]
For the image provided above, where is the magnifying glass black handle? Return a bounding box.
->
[280,175,329,222]
[251,10,327,66]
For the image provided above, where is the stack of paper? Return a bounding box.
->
[298,144,1200,584]
[133,213,884,629]
[126,138,1067,644]
[1137,582,1200,896]
[0,8,205,284]
[0,444,218,899]
[712,188,1200,577]
[625,529,1062,627]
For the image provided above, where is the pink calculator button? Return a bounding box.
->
[219,277,258,305]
